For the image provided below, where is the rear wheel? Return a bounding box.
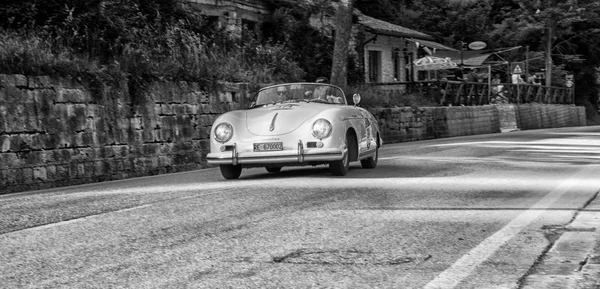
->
[361,145,378,169]
[330,136,350,176]
[220,164,242,179]
[265,166,282,173]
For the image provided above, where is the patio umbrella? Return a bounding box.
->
[411,56,458,71]
[409,56,459,81]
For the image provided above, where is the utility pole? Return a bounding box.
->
[538,0,556,88]
[545,17,554,88]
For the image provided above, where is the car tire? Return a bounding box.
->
[361,145,378,169]
[220,164,242,179]
[265,166,282,173]
[330,136,350,176]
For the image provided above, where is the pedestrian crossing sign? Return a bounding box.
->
[511,62,524,74]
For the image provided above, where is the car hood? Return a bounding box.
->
[245,103,324,135]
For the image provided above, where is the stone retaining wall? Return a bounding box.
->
[515,103,586,130]
[0,74,250,193]
[0,74,588,194]
[369,106,501,143]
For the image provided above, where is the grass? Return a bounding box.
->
[0,26,305,90]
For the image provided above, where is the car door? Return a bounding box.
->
[359,109,377,152]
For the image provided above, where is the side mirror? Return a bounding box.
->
[249,101,256,108]
[352,93,361,105]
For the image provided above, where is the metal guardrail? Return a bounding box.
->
[369,81,575,106]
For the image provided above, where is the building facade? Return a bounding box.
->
[185,0,456,84]
[186,0,271,36]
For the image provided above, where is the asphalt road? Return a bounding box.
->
[1,126,600,289]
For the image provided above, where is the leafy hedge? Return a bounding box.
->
[0,0,307,89]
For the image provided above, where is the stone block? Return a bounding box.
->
[27,76,52,89]
[198,126,211,139]
[29,134,46,151]
[0,101,7,133]
[41,133,60,150]
[56,88,87,103]
[68,163,79,178]
[21,167,33,184]
[2,168,19,185]
[60,148,74,161]
[0,74,27,88]
[160,103,175,116]
[55,165,69,180]
[159,128,173,142]
[24,150,44,165]
[8,135,23,152]
[0,152,18,169]
[0,135,9,152]
[75,132,96,147]
[5,103,27,132]
[94,161,106,176]
[67,104,88,132]
[57,132,75,148]
[200,104,215,114]
[33,167,47,181]
[131,117,143,130]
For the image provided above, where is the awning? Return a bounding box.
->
[407,38,458,52]
[432,46,522,67]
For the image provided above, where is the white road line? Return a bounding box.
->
[422,165,599,289]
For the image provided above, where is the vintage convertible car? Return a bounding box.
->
[206,82,382,179]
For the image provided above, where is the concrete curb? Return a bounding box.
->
[522,194,600,289]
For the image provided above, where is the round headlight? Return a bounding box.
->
[311,119,332,139]
[214,122,233,143]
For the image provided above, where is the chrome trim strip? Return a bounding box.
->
[269,113,278,132]
[206,149,343,165]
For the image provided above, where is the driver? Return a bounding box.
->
[276,86,288,102]
[313,77,330,101]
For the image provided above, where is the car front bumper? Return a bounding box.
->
[206,141,344,166]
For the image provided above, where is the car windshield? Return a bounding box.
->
[253,83,347,107]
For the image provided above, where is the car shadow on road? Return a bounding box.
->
[239,163,474,180]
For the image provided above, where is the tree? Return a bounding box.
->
[330,0,354,87]
[489,0,600,106]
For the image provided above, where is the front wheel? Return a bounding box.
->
[220,164,242,179]
[330,137,350,176]
[360,145,378,169]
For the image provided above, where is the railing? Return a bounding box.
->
[369,81,574,106]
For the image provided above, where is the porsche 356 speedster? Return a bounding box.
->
[206,82,382,179]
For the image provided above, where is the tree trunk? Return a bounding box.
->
[330,0,353,87]
[545,18,553,88]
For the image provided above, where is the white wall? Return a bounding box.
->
[363,34,417,83]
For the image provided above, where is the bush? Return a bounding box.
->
[0,31,90,76]
[343,85,440,108]
[0,1,306,89]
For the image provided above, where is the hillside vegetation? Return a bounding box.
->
[1,0,599,115]
[0,0,308,89]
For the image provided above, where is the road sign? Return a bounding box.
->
[511,62,524,75]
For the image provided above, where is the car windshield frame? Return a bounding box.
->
[253,83,347,107]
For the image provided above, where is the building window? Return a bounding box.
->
[393,48,401,81]
[368,50,381,83]
[204,16,221,29]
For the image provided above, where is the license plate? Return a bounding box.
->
[253,142,283,152]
